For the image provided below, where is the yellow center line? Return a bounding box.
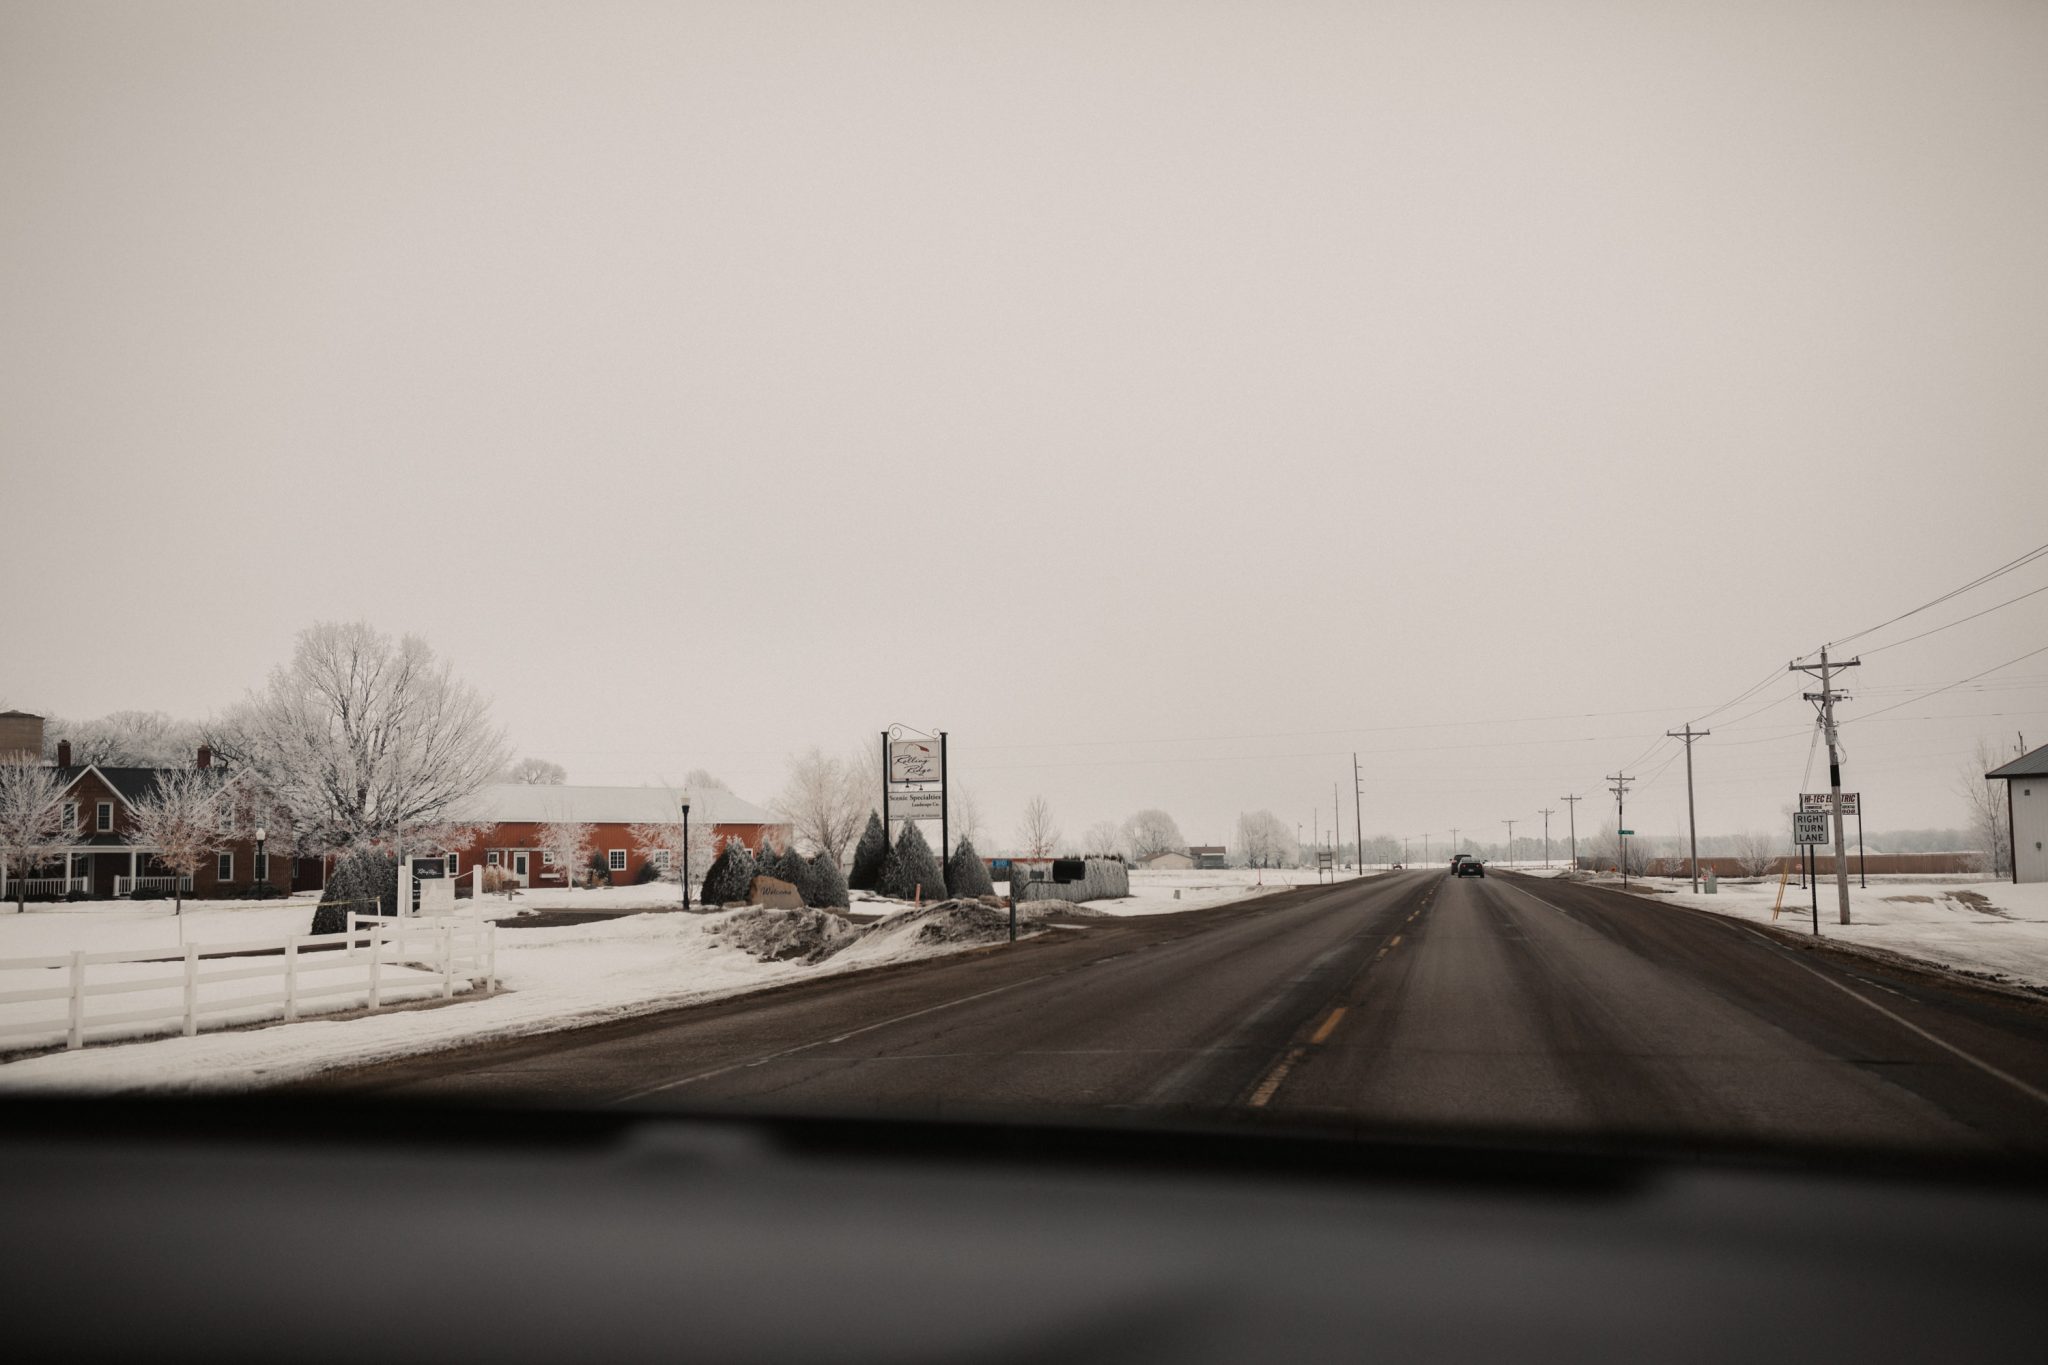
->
[1309,1006,1347,1044]
[1388,934,1402,948]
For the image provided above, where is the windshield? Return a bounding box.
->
[3,1,2047,1168]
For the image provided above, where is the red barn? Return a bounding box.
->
[450,784,784,889]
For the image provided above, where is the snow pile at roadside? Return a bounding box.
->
[0,899,1042,1095]
[710,907,861,963]
[1647,876,2048,991]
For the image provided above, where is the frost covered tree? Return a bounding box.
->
[207,621,509,857]
[685,768,729,793]
[1234,810,1290,868]
[879,821,946,902]
[44,711,204,767]
[537,821,596,888]
[630,811,719,899]
[1120,809,1185,861]
[701,840,759,906]
[1015,795,1061,858]
[847,811,888,891]
[945,837,995,899]
[0,760,72,912]
[125,769,225,915]
[504,757,567,784]
[773,747,867,866]
[1081,821,1122,857]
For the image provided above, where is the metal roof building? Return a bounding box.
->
[1986,743,2048,884]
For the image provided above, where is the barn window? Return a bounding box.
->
[608,849,627,872]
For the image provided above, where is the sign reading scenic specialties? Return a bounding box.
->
[892,787,944,820]
[889,740,942,784]
[1792,809,1830,845]
[1799,792,1861,815]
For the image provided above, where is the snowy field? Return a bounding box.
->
[0,895,1055,1094]
[1116,867,1383,914]
[1564,873,2048,992]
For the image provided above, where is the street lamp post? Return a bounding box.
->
[254,825,267,897]
[680,801,692,911]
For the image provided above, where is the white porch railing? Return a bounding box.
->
[112,876,193,897]
[3,877,88,899]
[0,915,498,1054]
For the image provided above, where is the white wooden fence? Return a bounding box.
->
[111,875,193,897]
[0,915,498,1054]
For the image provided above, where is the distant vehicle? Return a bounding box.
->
[1389,863,1403,870]
[1448,854,1469,873]
[1455,858,1485,877]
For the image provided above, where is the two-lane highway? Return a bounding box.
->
[315,871,2048,1151]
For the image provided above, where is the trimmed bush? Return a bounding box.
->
[847,811,888,891]
[798,852,850,909]
[945,837,995,899]
[586,851,613,887]
[315,848,398,934]
[701,841,759,906]
[879,821,947,902]
[633,858,662,884]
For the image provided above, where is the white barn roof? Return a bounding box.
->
[456,783,779,827]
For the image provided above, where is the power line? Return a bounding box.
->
[1827,538,2048,653]
[1859,580,2048,657]
[1848,642,2048,724]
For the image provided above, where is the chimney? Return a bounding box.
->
[196,745,212,769]
[57,739,72,767]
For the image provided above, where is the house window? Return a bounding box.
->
[542,851,557,866]
[63,802,77,830]
[608,849,627,872]
[96,801,112,832]
[445,852,459,873]
[217,852,233,881]
[486,850,501,866]
[652,850,671,870]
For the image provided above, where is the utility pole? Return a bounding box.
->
[1560,795,1581,873]
[1352,753,1365,876]
[1501,818,1516,870]
[1422,833,1430,865]
[1790,647,1860,924]
[1450,827,1460,856]
[1539,808,1554,869]
[1665,724,1711,893]
[1606,775,1633,888]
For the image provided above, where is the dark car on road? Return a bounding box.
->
[1455,858,1484,877]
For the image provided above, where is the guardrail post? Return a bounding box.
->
[367,923,383,1011]
[67,952,85,1050]
[440,923,454,999]
[182,943,199,1037]
[284,934,299,1021]
[486,924,498,995]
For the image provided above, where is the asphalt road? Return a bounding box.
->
[315,871,2048,1152]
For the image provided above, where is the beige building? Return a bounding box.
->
[1987,744,2048,884]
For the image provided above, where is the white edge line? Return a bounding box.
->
[1497,875,2048,1112]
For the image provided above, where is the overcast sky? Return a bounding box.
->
[4,1,2045,853]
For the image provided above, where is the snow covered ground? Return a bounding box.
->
[0,896,1040,1095]
[1573,873,2048,992]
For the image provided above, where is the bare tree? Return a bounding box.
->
[504,757,567,785]
[125,768,225,915]
[1234,810,1290,868]
[950,786,986,853]
[1120,808,1186,860]
[774,747,867,865]
[684,768,730,793]
[208,621,509,857]
[1957,737,2015,876]
[536,821,596,889]
[1016,795,1061,858]
[0,760,73,912]
[1731,829,1778,878]
[1082,820,1122,857]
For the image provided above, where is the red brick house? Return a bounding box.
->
[5,750,296,901]
[448,784,784,888]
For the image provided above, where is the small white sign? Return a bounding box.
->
[1792,810,1830,845]
[889,740,941,783]
[1799,792,1860,815]
[891,787,945,820]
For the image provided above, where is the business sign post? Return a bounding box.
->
[1802,792,1867,888]
[881,726,948,872]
